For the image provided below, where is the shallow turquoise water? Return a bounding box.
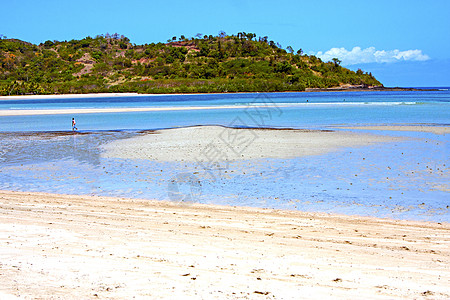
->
[0,91,449,221]
[1,91,449,131]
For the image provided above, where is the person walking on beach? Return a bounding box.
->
[72,118,78,131]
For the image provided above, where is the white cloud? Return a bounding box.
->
[314,47,430,65]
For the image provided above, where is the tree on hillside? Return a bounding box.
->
[332,57,341,67]
[246,33,256,40]
[43,40,54,48]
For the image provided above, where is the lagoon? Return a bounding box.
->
[0,90,449,222]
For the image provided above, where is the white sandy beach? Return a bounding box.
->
[0,190,449,299]
[1,94,449,298]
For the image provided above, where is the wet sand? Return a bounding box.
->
[337,125,450,135]
[101,125,404,161]
[0,190,449,299]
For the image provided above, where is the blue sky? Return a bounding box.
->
[2,0,449,86]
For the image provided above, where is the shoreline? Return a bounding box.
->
[1,190,449,298]
[0,86,440,101]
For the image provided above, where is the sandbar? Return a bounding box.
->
[0,190,448,299]
[101,125,404,161]
[0,105,293,116]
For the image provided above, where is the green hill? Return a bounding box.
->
[0,32,381,95]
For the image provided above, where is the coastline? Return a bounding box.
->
[1,91,448,298]
[1,190,449,299]
[0,86,439,101]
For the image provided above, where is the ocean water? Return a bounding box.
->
[0,90,449,221]
[1,90,449,131]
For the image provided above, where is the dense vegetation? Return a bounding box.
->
[0,32,381,95]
